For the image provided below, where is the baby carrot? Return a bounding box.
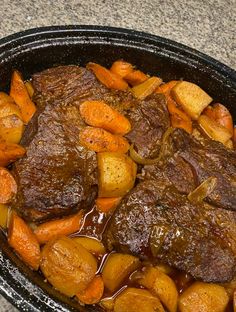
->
[87,62,128,91]
[156,80,178,94]
[124,70,148,86]
[0,141,25,167]
[8,213,40,270]
[0,167,17,204]
[10,70,36,124]
[96,197,122,213]
[34,210,84,244]
[76,275,104,305]
[110,60,134,78]
[79,127,130,153]
[80,100,131,135]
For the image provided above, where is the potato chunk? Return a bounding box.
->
[0,204,10,229]
[102,253,140,292]
[73,237,106,256]
[172,81,212,120]
[0,102,22,120]
[138,267,178,312]
[198,115,232,145]
[40,236,97,297]
[114,288,165,312]
[179,282,229,312]
[0,114,24,144]
[97,152,137,197]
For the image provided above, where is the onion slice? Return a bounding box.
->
[129,127,174,165]
[187,176,217,203]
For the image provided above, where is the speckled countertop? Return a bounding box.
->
[0,0,235,311]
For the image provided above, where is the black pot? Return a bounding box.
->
[0,25,235,312]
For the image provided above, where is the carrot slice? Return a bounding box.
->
[0,141,25,167]
[96,197,122,213]
[79,127,130,153]
[156,80,178,94]
[10,70,36,123]
[87,62,128,90]
[0,167,17,204]
[124,70,148,86]
[34,210,84,244]
[167,96,192,134]
[76,275,104,305]
[8,213,40,270]
[110,60,134,78]
[80,100,131,135]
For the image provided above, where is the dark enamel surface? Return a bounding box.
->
[0,25,235,312]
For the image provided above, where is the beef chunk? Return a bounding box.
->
[11,66,169,222]
[104,179,236,282]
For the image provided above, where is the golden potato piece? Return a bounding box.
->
[131,77,162,100]
[172,81,212,119]
[100,297,115,310]
[0,92,15,106]
[179,281,229,312]
[0,204,10,229]
[0,141,25,167]
[198,115,232,145]
[73,237,106,256]
[139,267,178,312]
[0,102,22,120]
[0,114,24,144]
[102,253,140,292]
[97,152,137,197]
[40,236,97,297]
[114,287,165,312]
[24,81,34,98]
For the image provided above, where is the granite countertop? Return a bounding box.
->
[0,0,235,311]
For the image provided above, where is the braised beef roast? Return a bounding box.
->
[11,65,236,282]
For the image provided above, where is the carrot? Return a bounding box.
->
[110,60,134,78]
[24,81,34,98]
[76,275,104,305]
[80,100,131,135]
[8,213,40,270]
[87,62,128,91]
[10,70,36,123]
[167,96,192,134]
[79,127,130,153]
[0,167,17,204]
[124,70,148,86]
[96,197,122,213]
[34,210,84,244]
[0,141,25,167]
[156,80,178,94]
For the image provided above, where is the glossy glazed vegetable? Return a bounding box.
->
[198,115,232,145]
[172,81,212,119]
[179,282,229,312]
[187,176,217,203]
[8,213,40,270]
[34,211,84,244]
[110,60,133,78]
[40,236,97,297]
[24,81,34,98]
[80,100,131,135]
[0,141,25,167]
[97,152,137,197]
[0,204,10,229]
[0,114,24,144]
[0,167,17,204]
[114,287,165,312]
[73,237,106,256]
[10,70,36,123]
[124,70,148,86]
[138,266,178,312]
[76,275,104,304]
[0,100,23,120]
[87,62,128,90]
[79,127,130,153]
[156,81,178,94]
[102,253,140,292]
[131,76,162,100]
[96,197,122,213]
